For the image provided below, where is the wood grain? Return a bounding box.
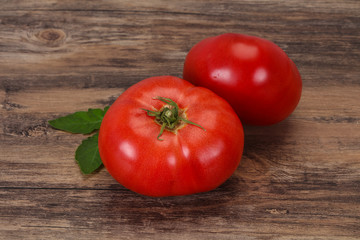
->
[1,1,359,239]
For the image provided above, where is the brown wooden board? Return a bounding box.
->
[1,1,359,239]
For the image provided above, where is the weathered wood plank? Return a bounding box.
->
[1,87,123,114]
[1,86,359,192]
[0,1,359,87]
[1,1,359,239]
[1,0,360,15]
[0,187,359,240]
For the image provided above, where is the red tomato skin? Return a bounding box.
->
[183,33,302,125]
[98,76,244,197]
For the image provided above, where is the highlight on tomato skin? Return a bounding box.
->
[98,76,244,197]
[183,33,302,126]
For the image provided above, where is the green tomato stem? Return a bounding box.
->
[142,96,206,141]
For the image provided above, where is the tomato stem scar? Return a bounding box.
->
[141,96,206,141]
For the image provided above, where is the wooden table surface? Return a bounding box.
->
[1,1,359,239]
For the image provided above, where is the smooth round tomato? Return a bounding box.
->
[98,76,244,197]
[183,33,302,125]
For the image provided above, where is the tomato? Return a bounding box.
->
[183,33,302,125]
[98,76,244,197]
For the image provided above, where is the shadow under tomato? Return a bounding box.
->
[239,118,301,193]
[95,119,299,230]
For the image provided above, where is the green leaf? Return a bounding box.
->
[48,107,109,134]
[75,132,103,174]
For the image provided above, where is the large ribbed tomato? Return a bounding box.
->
[183,33,302,125]
[98,76,244,197]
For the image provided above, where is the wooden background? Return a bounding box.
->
[1,1,359,239]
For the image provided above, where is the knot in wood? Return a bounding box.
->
[35,29,66,47]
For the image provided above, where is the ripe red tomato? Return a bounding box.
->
[98,76,244,197]
[183,33,302,125]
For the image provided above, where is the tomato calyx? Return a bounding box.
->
[142,96,206,141]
